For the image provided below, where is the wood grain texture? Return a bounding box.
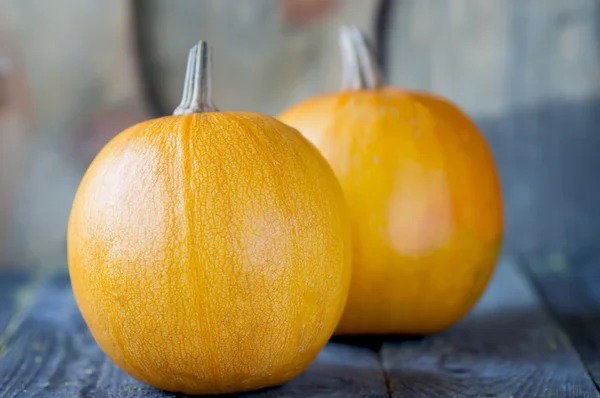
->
[523,253,600,391]
[1,258,599,397]
[0,268,45,354]
[0,270,389,398]
[381,256,600,398]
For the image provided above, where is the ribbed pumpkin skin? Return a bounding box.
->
[278,88,503,335]
[67,112,352,395]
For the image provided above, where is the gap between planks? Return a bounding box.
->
[0,267,49,357]
[0,268,390,398]
[2,256,599,397]
[522,252,600,394]
[380,255,600,398]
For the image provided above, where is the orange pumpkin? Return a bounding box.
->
[67,42,352,395]
[278,26,503,335]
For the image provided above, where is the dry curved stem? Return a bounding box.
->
[339,25,383,91]
[173,41,218,115]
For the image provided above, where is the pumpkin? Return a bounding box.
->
[278,26,503,335]
[67,42,352,395]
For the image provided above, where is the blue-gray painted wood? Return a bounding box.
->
[524,252,600,391]
[381,256,600,397]
[385,0,600,255]
[0,269,388,398]
[1,257,599,397]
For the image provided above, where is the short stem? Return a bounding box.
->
[173,41,218,115]
[339,25,383,91]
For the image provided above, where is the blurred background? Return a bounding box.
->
[0,0,598,268]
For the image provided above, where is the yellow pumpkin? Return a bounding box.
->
[67,42,351,395]
[278,26,503,335]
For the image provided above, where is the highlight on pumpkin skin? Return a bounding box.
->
[277,26,504,336]
[67,41,352,395]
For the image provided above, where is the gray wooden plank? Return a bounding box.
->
[246,343,389,398]
[0,269,389,397]
[523,253,600,391]
[0,267,44,355]
[381,255,600,398]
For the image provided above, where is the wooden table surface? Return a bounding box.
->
[0,253,599,397]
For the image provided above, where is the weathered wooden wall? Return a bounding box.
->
[386,0,600,255]
[0,0,598,265]
[134,0,379,116]
[0,0,378,266]
[0,0,149,266]
[0,33,31,259]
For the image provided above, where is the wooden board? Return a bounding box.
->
[0,256,599,397]
[0,270,388,397]
[380,256,600,398]
[0,268,40,350]
[523,253,600,391]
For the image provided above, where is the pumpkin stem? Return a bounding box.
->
[174,41,218,115]
[339,25,383,90]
